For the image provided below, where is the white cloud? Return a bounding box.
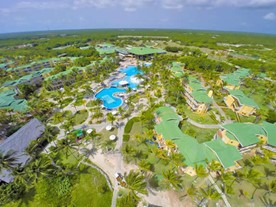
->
[0,8,11,16]
[16,1,69,10]
[263,12,276,20]
[160,0,276,9]
[73,0,153,11]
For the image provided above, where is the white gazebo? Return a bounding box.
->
[119,80,128,86]
[106,125,113,131]
[86,128,94,134]
[109,135,116,141]
[112,111,118,115]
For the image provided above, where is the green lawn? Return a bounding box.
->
[99,128,118,150]
[70,166,112,207]
[72,110,89,125]
[3,148,112,207]
[180,120,217,143]
[183,106,219,124]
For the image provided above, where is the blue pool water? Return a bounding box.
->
[96,65,143,109]
[112,65,143,89]
[95,87,126,109]
[120,65,143,76]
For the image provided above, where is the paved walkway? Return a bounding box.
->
[208,175,231,207]
[187,118,221,129]
[212,100,232,124]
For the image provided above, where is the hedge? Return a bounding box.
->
[124,117,140,134]
[123,134,130,142]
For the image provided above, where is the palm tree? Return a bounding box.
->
[262,180,276,196]
[260,195,276,207]
[165,140,176,153]
[54,136,79,159]
[208,160,222,173]
[124,170,148,196]
[194,164,208,181]
[161,168,183,190]
[169,152,185,168]
[138,160,152,174]
[107,112,116,125]
[25,156,53,184]
[152,148,170,163]
[198,186,221,206]
[0,150,18,171]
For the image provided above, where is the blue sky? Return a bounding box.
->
[0,0,276,34]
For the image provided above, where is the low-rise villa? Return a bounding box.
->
[170,62,185,78]
[260,121,276,153]
[217,68,250,90]
[183,76,213,114]
[215,122,275,153]
[127,47,166,60]
[0,90,28,112]
[95,43,117,55]
[224,89,259,116]
[154,106,242,176]
[0,118,45,183]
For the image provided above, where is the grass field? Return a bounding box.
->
[72,109,89,125]
[180,120,217,143]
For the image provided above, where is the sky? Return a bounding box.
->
[0,0,276,34]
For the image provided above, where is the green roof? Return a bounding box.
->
[0,63,7,68]
[170,62,185,78]
[220,68,250,87]
[204,139,242,169]
[221,74,240,86]
[73,129,84,137]
[155,106,181,122]
[173,134,216,167]
[128,47,166,56]
[95,43,116,55]
[45,69,74,81]
[223,122,265,147]
[262,121,276,147]
[229,90,259,109]
[191,90,212,104]
[0,90,28,112]
[154,106,217,168]
[187,76,212,104]
[3,67,54,87]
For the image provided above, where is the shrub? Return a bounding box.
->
[123,134,130,142]
[124,117,140,134]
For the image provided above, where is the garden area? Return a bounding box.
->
[3,148,112,207]
[72,109,89,125]
[180,120,217,143]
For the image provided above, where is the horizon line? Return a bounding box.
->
[1,28,276,37]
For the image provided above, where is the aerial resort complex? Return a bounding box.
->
[0,29,275,207]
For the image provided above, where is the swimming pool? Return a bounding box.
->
[112,65,143,89]
[120,65,143,76]
[95,87,126,109]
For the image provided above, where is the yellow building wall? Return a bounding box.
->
[183,166,197,176]
[224,95,235,108]
[237,105,256,116]
[196,104,208,114]
[220,130,240,147]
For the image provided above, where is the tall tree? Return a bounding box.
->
[0,150,18,171]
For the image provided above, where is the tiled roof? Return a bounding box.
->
[0,118,45,183]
